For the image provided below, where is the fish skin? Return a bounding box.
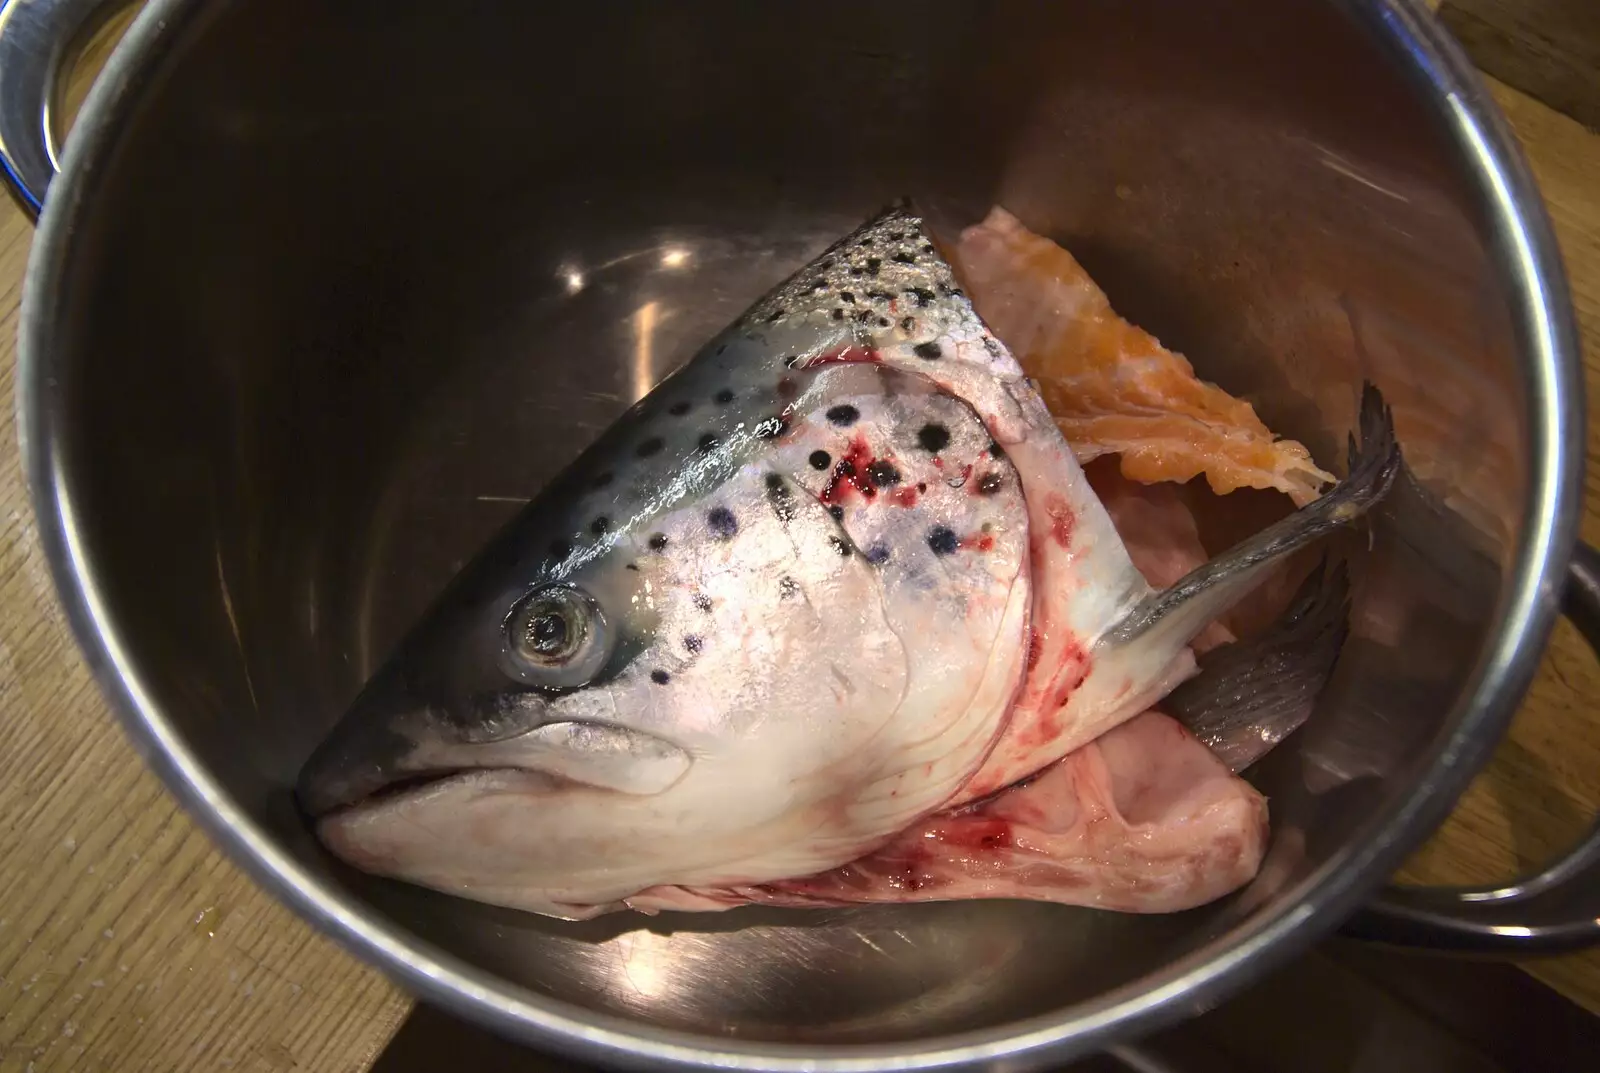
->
[298,203,1398,920]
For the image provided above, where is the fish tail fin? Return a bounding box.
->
[1165,556,1353,772]
[1101,381,1396,655]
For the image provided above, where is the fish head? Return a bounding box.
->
[295,203,1047,915]
[294,336,934,914]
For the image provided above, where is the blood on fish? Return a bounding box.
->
[1052,637,1091,709]
[820,434,881,505]
[888,847,936,893]
[806,344,881,368]
[935,817,1013,852]
[959,533,996,553]
[1014,709,1062,752]
[1026,629,1043,670]
[890,486,919,508]
[1045,494,1076,548]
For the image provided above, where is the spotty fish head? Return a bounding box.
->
[296,204,1037,916]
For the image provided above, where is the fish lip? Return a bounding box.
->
[311,766,541,825]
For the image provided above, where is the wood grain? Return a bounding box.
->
[1438,1,1600,130]
[1393,73,1600,1017]
[0,139,408,1073]
[1,5,1599,1073]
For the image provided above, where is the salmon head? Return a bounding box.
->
[299,202,1402,922]
[296,205,1073,919]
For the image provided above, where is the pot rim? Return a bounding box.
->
[14,0,1585,1069]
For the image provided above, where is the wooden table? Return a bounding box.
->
[2,2,1598,1069]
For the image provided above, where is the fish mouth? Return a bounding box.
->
[297,744,485,822]
[311,766,546,824]
[293,668,526,820]
[296,672,693,819]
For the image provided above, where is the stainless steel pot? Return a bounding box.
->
[5,0,1599,1068]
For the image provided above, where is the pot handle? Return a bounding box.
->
[1340,540,1600,956]
[0,0,120,218]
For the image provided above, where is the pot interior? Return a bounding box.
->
[45,0,1531,1050]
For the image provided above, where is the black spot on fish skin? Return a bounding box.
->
[590,516,611,535]
[865,543,891,565]
[767,308,786,323]
[784,354,802,369]
[707,507,738,539]
[714,388,736,405]
[668,400,692,416]
[625,562,639,572]
[832,308,845,320]
[651,669,671,685]
[809,449,831,470]
[892,251,915,264]
[592,471,615,489]
[549,539,573,561]
[829,535,852,557]
[840,291,856,304]
[900,316,916,332]
[866,290,891,302]
[908,287,934,307]
[928,526,960,556]
[977,472,1004,496]
[867,460,901,487]
[866,257,882,275]
[636,437,665,457]
[922,243,936,254]
[917,423,951,453]
[698,432,720,451]
[683,635,703,654]
[828,505,845,522]
[694,593,714,612]
[766,474,798,522]
[913,341,943,360]
[648,533,669,551]
[778,576,800,600]
[988,441,1006,459]
[826,404,860,427]
[877,317,891,328]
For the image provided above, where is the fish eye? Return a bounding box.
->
[501,584,613,688]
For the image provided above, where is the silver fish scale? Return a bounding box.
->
[525,208,992,590]
[738,206,976,366]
